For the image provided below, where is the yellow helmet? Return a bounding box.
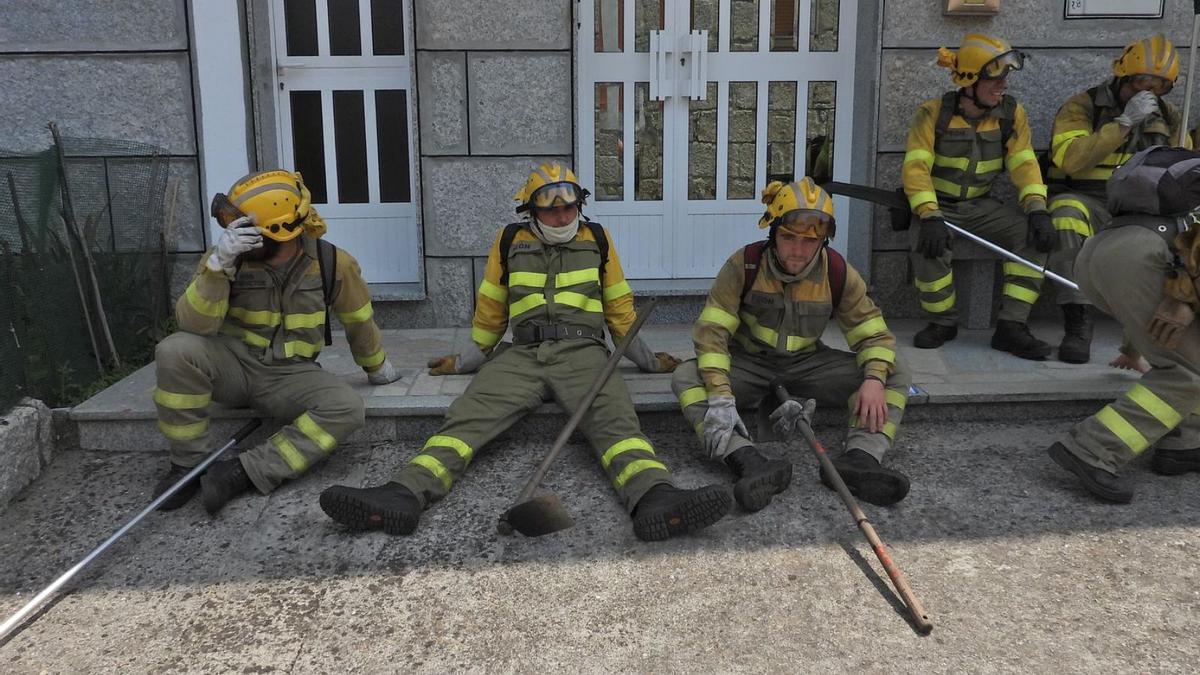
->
[757,177,836,240]
[513,162,589,214]
[937,33,1025,87]
[223,170,314,242]
[1113,34,1179,85]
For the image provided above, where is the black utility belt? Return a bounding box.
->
[513,323,605,344]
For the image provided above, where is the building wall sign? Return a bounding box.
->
[1064,0,1164,19]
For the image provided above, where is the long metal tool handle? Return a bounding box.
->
[511,300,659,505]
[773,386,933,634]
[1180,2,1200,148]
[0,418,262,642]
[942,219,1080,291]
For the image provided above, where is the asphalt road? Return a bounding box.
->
[1,418,1198,673]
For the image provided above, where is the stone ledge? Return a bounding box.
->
[0,399,55,511]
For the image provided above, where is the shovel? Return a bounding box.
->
[497,299,659,537]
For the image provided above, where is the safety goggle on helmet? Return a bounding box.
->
[210,170,312,242]
[777,210,836,239]
[529,181,585,211]
[979,49,1026,80]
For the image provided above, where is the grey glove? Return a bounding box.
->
[205,216,262,278]
[702,396,749,458]
[768,398,814,438]
[1115,90,1160,128]
[367,358,402,385]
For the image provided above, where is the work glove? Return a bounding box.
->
[768,398,811,438]
[917,215,951,259]
[1115,90,1161,128]
[367,358,402,385]
[702,396,749,458]
[1147,296,1196,349]
[426,340,488,376]
[205,216,262,278]
[1026,211,1056,254]
[623,333,681,373]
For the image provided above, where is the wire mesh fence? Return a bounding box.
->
[0,128,173,412]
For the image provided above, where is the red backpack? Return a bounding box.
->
[741,241,846,316]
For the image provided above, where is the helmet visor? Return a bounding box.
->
[980,50,1025,80]
[1130,73,1173,96]
[210,193,247,229]
[778,210,834,239]
[529,181,583,210]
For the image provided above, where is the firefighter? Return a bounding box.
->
[671,178,912,509]
[153,170,400,514]
[905,33,1055,360]
[1045,34,1191,364]
[318,163,734,541]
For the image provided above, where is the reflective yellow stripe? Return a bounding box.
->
[555,268,600,287]
[337,302,373,324]
[509,293,547,317]
[845,316,889,345]
[882,421,897,440]
[284,340,323,358]
[602,280,632,301]
[785,335,818,351]
[931,177,962,195]
[284,311,325,329]
[410,454,451,491]
[856,346,896,367]
[296,412,337,452]
[700,306,740,332]
[509,271,548,288]
[1003,262,1044,279]
[698,352,731,371]
[1002,283,1039,305]
[1018,183,1048,201]
[908,190,938,210]
[1005,148,1036,172]
[554,291,603,313]
[1052,198,1091,218]
[885,389,907,410]
[739,312,780,347]
[933,155,969,171]
[904,149,934,166]
[679,386,707,410]
[478,279,508,303]
[229,306,281,327]
[157,418,209,441]
[354,349,386,368]
[600,437,654,470]
[424,434,474,464]
[272,433,308,472]
[220,324,271,348]
[964,184,990,199]
[613,459,669,488]
[1125,384,1182,430]
[1051,130,1089,166]
[472,326,502,348]
[186,283,228,318]
[921,292,956,313]
[915,272,953,293]
[976,158,1003,174]
[1096,405,1149,454]
[1053,216,1092,237]
[154,388,211,410]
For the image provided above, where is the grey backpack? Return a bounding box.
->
[1107,146,1200,216]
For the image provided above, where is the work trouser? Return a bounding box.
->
[154,332,365,493]
[910,196,1046,326]
[670,344,910,462]
[391,339,671,513]
[1059,226,1200,473]
[1047,190,1110,306]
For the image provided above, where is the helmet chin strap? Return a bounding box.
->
[961,84,997,112]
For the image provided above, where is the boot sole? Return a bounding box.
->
[319,488,419,535]
[1152,453,1200,476]
[1047,444,1133,503]
[990,335,1051,360]
[821,464,910,506]
[633,486,733,542]
[734,461,794,512]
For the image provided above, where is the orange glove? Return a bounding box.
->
[426,354,458,376]
[654,352,682,373]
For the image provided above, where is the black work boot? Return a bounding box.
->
[320,482,422,535]
[154,463,201,511]
[1152,448,1200,476]
[1047,442,1133,503]
[990,320,1052,360]
[725,446,793,511]
[631,483,733,542]
[913,322,958,349]
[819,449,911,506]
[200,457,253,515]
[1058,304,1094,364]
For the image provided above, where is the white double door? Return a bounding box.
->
[270,0,418,284]
[579,0,857,279]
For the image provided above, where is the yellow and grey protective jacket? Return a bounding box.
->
[903,91,1047,218]
[693,246,896,398]
[1048,79,1191,195]
[177,235,387,371]
[471,222,637,349]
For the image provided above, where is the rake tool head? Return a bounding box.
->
[497,493,575,537]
